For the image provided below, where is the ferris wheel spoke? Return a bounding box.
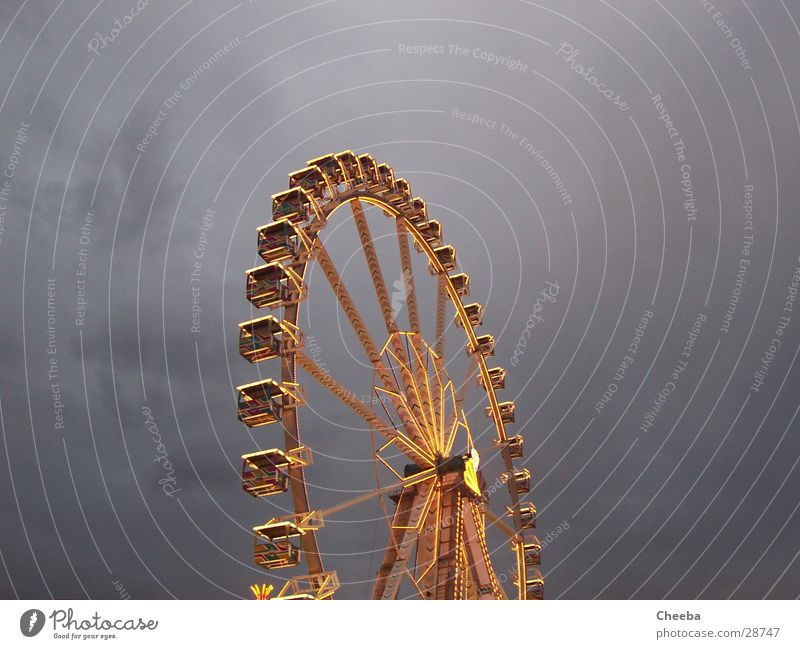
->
[314,240,381,363]
[380,343,436,451]
[483,506,517,539]
[442,355,479,455]
[313,241,432,456]
[350,200,404,342]
[318,481,404,518]
[455,350,479,408]
[296,350,433,467]
[395,219,437,447]
[395,218,422,334]
[407,336,437,448]
[350,200,432,441]
[374,383,433,460]
[435,274,447,358]
[431,351,445,452]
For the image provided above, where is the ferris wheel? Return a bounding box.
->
[235,151,542,600]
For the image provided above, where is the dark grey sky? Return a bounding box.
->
[1,0,799,600]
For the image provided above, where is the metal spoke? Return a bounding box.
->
[435,274,447,358]
[381,342,436,449]
[442,355,479,455]
[407,337,437,451]
[320,481,404,518]
[296,350,432,467]
[396,218,439,453]
[351,200,403,342]
[484,507,517,539]
[432,350,445,452]
[313,240,434,459]
[351,201,430,436]
[396,218,421,334]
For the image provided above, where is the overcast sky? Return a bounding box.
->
[1,0,799,600]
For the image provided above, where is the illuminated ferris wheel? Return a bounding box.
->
[235,151,542,600]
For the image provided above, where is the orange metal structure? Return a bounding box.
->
[237,152,540,600]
